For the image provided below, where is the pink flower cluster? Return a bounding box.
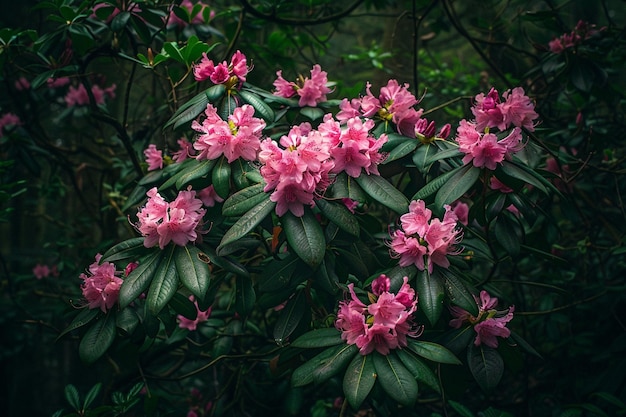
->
[193,50,248,87]
[335,274,420,356]
[449,290,514,348]
[258,115,387,216]
[273,64,332,107]
[167,0,214,28]
[178,296,211,331]
[0,112,22,138]
[455,87,538,170]
[33,263,59,279]
[192,103,266,163]
[136,187,206,249]
[390,200,462,273]
[64,82,116,107]
[258,122,334,217]
[144,144,163,171]
[337,79,422,137]
[549,20,604,54]
[79,254,124,312]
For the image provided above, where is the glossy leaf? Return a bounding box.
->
[412,164,464,201]
[300,106,325,121]
[373,352,418,407]
[238,89,275,123]
[441,270,479,316]
[175,159,215,189]
[147,245,179,315]
[316,199,360,236]
[384,139,418,163]
[64,384,80,410]
[56,308,100,341]
[343,353,376,409]
[312,343,358,384]
[82,383,102,410]
[282,209,326,268]
[201,245,250,278]
[164,87,212,130]
[467,344,504,391]
[259,255,300,291]
[222,183,267,217]
[435,164,480,207]
[100,237,146,263]
[415,269,444,326]
[494,214,521,256]
[406,340,461,365]
[212,156,231,199]
[329,172,367,202]
[291,328,343,348]
[396,349,441,393]
[115,308,140,334]
[273,290,305,345]
[355,174,409,214]
[499,160,550,194]
[119,250,162,308]
[169,292,198,320]
[79,313,116,363]
[235,274,256,316]
[291,344,357,387]
[218,197,275,252]
[175,245,210,300]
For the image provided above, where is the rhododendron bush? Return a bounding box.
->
[2,1,625,417]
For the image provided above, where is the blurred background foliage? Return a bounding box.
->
[0,0,625,416]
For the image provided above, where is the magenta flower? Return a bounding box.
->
[80,254,123,312]
[15,76,30,91]
[192,103,265,163]
[455,119,524,170]
[167,0,213,28]
[47,77,71,88]
[143,144,163,171]
[197,185,224,207]
[335,275,420,356]
[390,200,462,273]
[193,50,249,88]
[64,82,116,107]
[258,122,334,217]
[0,113,22,138]
[273,64,332,107]
[449,290,514,348]
[548,20,604,54]
[136,187,206,249]
[178,296,211,331]
[33,264,51,280]
[172,138,197,162]
[470,87,537,132]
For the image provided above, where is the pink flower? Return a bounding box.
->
[178,296,211,331]
[47,77,71,88]
[197,185,224,207]
[335,275,420,356]
[192,103,265,163]
[390,200,462,273]
[33,264,51,279]
[64,82,116,107]
[273,64,332,107]
[456,119,524,170]
[0,113,22,137]
[328,116,387,177]
[548,20,604,53]
[124,261,139,276]
[489,177,513,193]
[500,88,538,132]
[80,254,123,312]
[449,290,514,348]
[193,50,249,88]
[15,77,30,91]
[450,201,469,226]
[144,144,163,171]
[172,138,197,162]
[136,187,206,249]
[167,0,213,28]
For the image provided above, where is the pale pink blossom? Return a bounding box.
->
[144,144,163,171]
[80,254,123,312]
[197,185,224,207]
[328,116,387,177]
[273,64,332,107]
[490,177,513,193]
[449,290,514,348]
[178,296,211,331]
[172,138,197,162]
[15,77,30,91]
[390,200,462,273]
[450,201,469,226]
[47,77,71,88]
[192,103,265,163]
[456,119,524,170]
[335,275,420,356]
[136,187,206,249]
[64,82,116,107]
[33,264,51,279]
[193,50,249,87]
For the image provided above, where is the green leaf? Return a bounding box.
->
[282,209,326,268]
[175,245,210,300]
[212,156,231,199]
[396,349,441,393]
[435,164,480,207]
[116,308,139,334]
[64,384,80,410]
[146,245,179,315]
[412,164,464,201]
[56,308,100,341]
[119,250,162,308]
[79,313,116,363]
[415,269,444,326]
[448,400,475,417]
[175,159,216,189]
[385,139,419,163]
[406,340,461,365]
[412,142,440,173]
[316,199,359,236]
[494,213,521,256]
[162,42,185,63]
[218,197,275,252]
[441,270,479,316]
[291,344,351,387]
[312,344,359,385]
[111,11,131,32]
[259,255,300,291]
[300,106,325,121]
[201,245,250,278]
[498,160,548,194]
[222,183,267,217]
[100,237,146,263]
[509,331,542,358]
[343,353,376,409]
[329,172,367,202]
[467,344,504,391]
[235,275,256,316]
[373,352,418,407]
[238,89,275,123]
[83,383,102,410]
[291,328,343,348]
[355,174,409,214]
[273,290,305,345]
[169,292,198,320]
